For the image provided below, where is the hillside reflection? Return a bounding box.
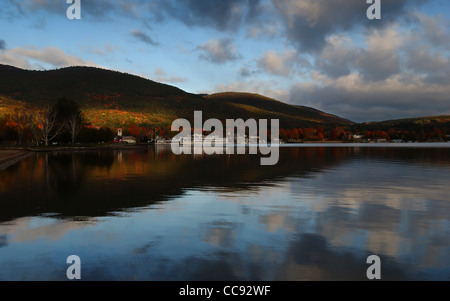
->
[1,146,450,222]
[0,147,346,221]
[0,146,449,280]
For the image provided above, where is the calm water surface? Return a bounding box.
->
[0,145,449,280]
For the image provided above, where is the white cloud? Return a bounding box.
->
[257,49,299,76]
[0,46,97,69]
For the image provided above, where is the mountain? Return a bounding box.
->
[366,115,450,127]
[0,64,353,129]
[355,115,450,133]
[206,92,351,125]
[352,115,450,142]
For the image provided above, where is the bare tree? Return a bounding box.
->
[66,110,83,145]
[29,104,65,146]
[42,104,65,146]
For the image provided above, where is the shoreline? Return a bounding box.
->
[0,150,32,171]
[1,141,449,171]
[28,144,150,152]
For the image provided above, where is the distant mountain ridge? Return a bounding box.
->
[0,64,353,128]
[366,115,450,127]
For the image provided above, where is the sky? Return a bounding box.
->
[0,0,449,122]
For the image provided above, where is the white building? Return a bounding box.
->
[122,136,137,144]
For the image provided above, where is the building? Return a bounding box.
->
[115,128,123,143]
[122,136,137,144]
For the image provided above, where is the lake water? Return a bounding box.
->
[0,145,449,280]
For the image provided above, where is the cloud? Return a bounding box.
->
[21,0,66,14]
[354,26,403,81]
[405,47,450,84]
[16,0,147,20]
[151,0,263,32]
[154,68,166,77]
[247,23,280,39]
[286,16,450,122]
[198,38,241,64]
[406,47,448,73]
[83,44,119,56]
[0,46,97,69]
[257,49,299,76]
[237,66,255,78]
[272,0,427,52]
[401,15,450,85]
[14,0,266,30]
[414,13,450,49]
[288,72,450,122]
[130,30,158,46]
[4,1,448,123]
[0,216,92,243]
[317,26,411,82]
[315,35,359,78]
[154,68,187,83]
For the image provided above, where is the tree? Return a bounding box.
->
[31,103,65,146]
[98,127,114,142]
[28,114,41,146]
[42,104,65,146]
[317,132,325,141]
[13,109,30,145]
[0,117,18,143]
[331,127,344,141]
[55,97,84,144]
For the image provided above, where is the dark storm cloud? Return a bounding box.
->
[151,0,263,32]
[272,0,428,52]
[405,47,450,83]
[413,13,450,49]
[130,30,159,46]
[286,12,450,123]
[401,13,450,84]
[288,74,450,122]
[12,0,147,20]
[356,48,401,82]
[12,0,264,29]
[314,27,402,82]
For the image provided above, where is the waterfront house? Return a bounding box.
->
[122,136,137,144]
